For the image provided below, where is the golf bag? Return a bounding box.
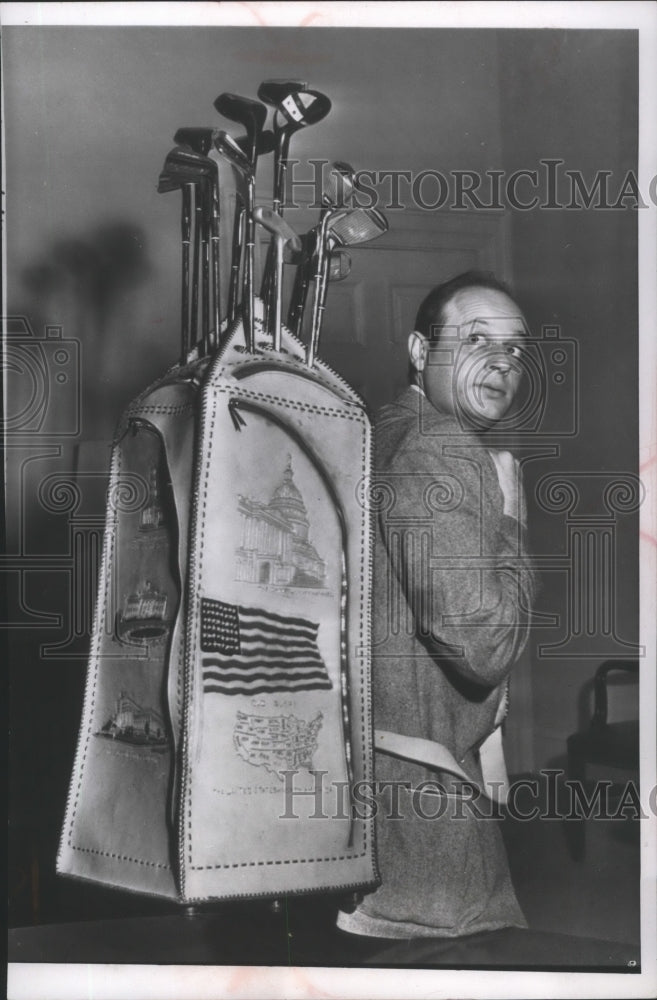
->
[57,312,378,902]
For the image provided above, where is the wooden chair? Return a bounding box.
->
[565,660,639,861]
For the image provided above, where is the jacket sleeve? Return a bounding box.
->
[378,439,537,688]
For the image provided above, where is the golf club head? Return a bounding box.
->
[163,145,216,177]
[175,126,275,160]
[257,79,309,106]
[254,206,302,254]
[158,171,189,194]
[327,248,352,281]
[235,128,276,159]
[322,161,357,209]
[213,92,267,166]
[282,227,315,265]
[327,207,389,247]
[274,89,332,133]
[158,147,213,193]
[213,131,253,176]
[173,127,218,156]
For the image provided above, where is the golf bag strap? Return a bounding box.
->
[374,728,509,804]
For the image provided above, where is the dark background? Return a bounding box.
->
[5,26,640,935]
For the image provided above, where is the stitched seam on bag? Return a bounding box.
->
[185,400,217,866]
[359,422,368,858]
[214,362,354,401]
[183,876,377,902]
[71,845,171,869]
[125,403,193,417]
[187,394,371,869]
[191,855,362,869]
[66,447,120,847]
[213,383,362,421]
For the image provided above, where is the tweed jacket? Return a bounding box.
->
[339,386,538,939]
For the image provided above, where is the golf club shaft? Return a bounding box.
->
[272,233,285,352]
[209,168,221,350]
[262,130,291,328]
[306,215,331,367]
[287,234,314,338]
[181,183,193,362]
[227,198,244,323]
[243,175,256,352]
[190,183,201,351]
[200,181,210,353]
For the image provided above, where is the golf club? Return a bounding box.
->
[213,93,267,173]
[260,88,331,328]
[328,247,352,280]
[172,133,233,349]
[157,162,194,363]
[227,196,245,325]
[256,79,308,210]
[158,148,218,360]
[324,206,389,249]
[287,239,352,340]
[162,144,220,354]
[253,206,302,351]
[271,89,332,213]
[175,126,276,161]
[214,130,256,352]
[306,206,388,368]
[319,160,358,219]
[286,229,317,337]
[284,161,359,338]
[257,78,308,107]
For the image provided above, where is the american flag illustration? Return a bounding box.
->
[200,598,333,696]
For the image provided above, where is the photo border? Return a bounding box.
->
[3,2,656,998]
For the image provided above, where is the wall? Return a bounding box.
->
[496,29,640,769]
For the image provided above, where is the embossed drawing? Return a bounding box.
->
[94,691,168,750]
[233,711,324,776]
[235,455,327,589]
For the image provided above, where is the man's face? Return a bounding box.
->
[417,286,528,427]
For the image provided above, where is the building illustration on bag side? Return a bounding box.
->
[236,456,327,588]
[95,691,168,748]
[139,464,165,531]
[116,579,172,642]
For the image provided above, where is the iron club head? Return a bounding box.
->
[326,206,389,247]
[254,206,302,255]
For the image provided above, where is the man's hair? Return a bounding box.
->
[414,270,515,341]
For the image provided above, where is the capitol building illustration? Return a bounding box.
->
[236,457,327,589]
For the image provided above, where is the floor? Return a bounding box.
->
[501,780,641,947]
[9,773,642,969]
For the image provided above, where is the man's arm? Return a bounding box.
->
[378,442,536,688]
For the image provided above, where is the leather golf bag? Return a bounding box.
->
[57,312,377,903]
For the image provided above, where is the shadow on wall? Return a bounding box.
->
[22,221,151,334]
[6,221,157,561]
[16,220,155,443]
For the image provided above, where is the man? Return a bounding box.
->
[338,271,538,939]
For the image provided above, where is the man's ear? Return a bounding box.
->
[408,330,428,372]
